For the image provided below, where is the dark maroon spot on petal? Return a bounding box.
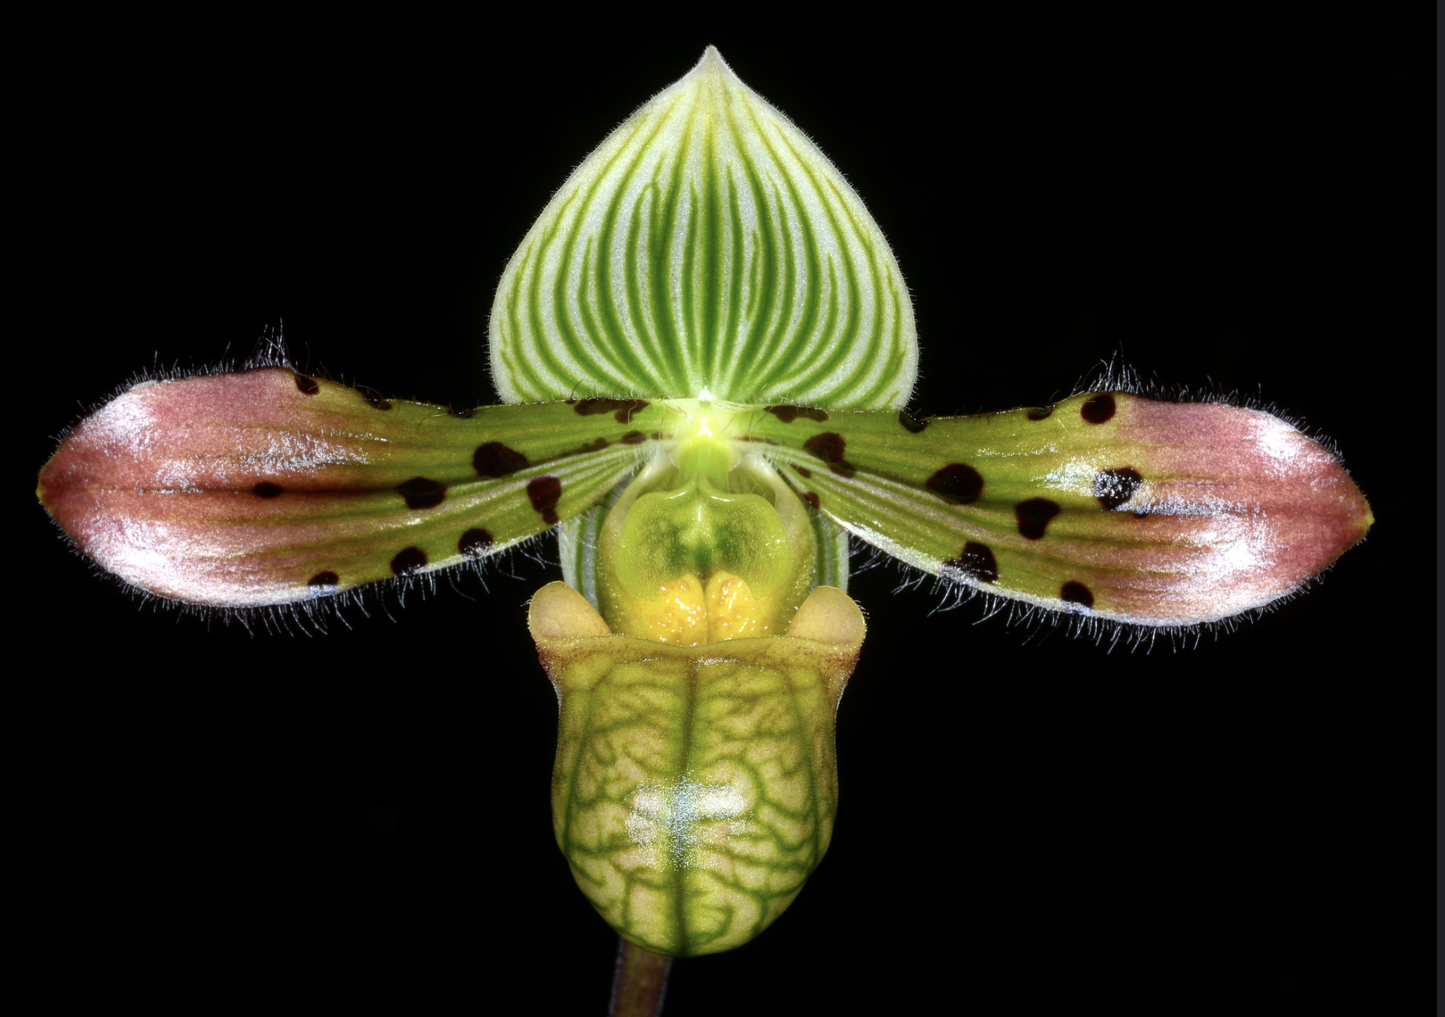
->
[473,442,529,478]
[307,571,338,587]
[943,542,998,585]
[459,529,494,557]
[803,491,820,509]
[803,432,856,478]
[1060,581,1094,608]
[1026,405,1055,421]
[252,482,283,498]
[791,464,813,478]
[1081,394,1116,424]
[397,476,447,510]
[1093,467,1143,511]
[766,405,830,424]
[925,464,984,504]
[897,409,928,433]
[391,547,427,576]
[360,388,393,411]
[527,475,562,525]
[294,373,320,395]
[568,437,609,456]
[1015,498,1062,540]
[621,430,647,445]
[448,406,475,419]
[573,398,650,424]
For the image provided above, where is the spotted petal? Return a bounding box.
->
[739,393,1373,626]
[490,47,917,410]
[37,368,672,607]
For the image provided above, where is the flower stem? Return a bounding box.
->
[609,937,673,1017]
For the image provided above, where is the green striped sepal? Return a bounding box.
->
[529,581,865,957]
[558,477,630,609]
[740,391,1374,626]
[489,46,917,411]
[37,368,672,606]
[811,513,850,593]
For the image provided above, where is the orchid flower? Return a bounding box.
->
[36,46,1372,1005]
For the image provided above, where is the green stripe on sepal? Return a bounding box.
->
[529,582,865,957]
[811,512,850,593]
[490,47,918,410]
[558,475,632,610]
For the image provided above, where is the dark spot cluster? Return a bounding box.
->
[474,441,529,478]
[1014,498,1061,540]
[897,409,928,433]
[572,398,650,423]
[397,476,446,510]
[766,405,830,424]
[802,491,820,509]
[528,475,562,525]
[943,542,998,585]
[568,437,609,456]
[925,464,983,504]
[1080,394,1116,424]
[252,482,284,499]
[1026,405,1055,421]
[791,464,813,478]
[1092,467,1143,511]
[621,430,648,445]
[803,432,856,478]
[1060,581,1094,608]
[307,528,499,592]
[391,546,427,575]
[293,373,320,396]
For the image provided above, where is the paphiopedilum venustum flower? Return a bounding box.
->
[36,48,1371,959]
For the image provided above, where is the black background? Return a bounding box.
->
[21,15,1429,1013]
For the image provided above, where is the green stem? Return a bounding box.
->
[609,937,673,1017]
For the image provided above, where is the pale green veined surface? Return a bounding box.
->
[531,582,863,957]
[489,47,917,411]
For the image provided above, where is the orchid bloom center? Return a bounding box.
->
[595,401,818,644]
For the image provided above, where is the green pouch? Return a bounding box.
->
[529,582,865,957]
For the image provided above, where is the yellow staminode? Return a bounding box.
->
[628,573,708,644]
[703,571,771,640]
[619,570,772,644]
